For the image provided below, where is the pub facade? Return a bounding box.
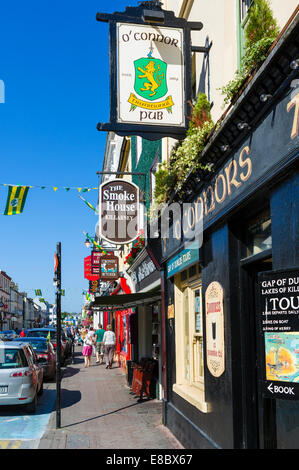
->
[157,7,299,449]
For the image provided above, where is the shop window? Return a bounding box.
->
[237,0,254,67]
[173,267,209,412]
[246,209,272,256]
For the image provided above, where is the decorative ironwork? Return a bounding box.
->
[138,1,163,8]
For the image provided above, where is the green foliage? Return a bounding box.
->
[152,93,214,207]
[219,0,280,105]
[244,0,280,49]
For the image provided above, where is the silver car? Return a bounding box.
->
[0,341,44,413]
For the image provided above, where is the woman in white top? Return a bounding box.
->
[103,324,116,369]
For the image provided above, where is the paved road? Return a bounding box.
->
[0,384,57,449]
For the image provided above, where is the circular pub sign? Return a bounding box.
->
[99,179,140,244]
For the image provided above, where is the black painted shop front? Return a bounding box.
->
[158,18,299,449]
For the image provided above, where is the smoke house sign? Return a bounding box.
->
[117,23,184,128]
[99,179,140,244]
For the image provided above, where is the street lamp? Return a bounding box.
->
[84,238,91,248]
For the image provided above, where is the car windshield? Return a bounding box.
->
[18,339,48,352]
[0,348,28,369]
[27,330,56,340]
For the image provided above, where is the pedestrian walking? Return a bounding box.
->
[95,323,105,364]
[103,324,116,369]
[82,328,95,368]
[88,327,96,357]
[20,328,26,338]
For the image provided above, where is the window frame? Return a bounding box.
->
[173,266,209,412]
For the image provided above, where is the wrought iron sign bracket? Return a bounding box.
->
[191,41,213,55]
[96,2,204,141]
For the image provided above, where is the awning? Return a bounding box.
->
[91,287,161,310]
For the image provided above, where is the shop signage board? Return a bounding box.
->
[205,281,225,378]
[91,250,102,275]
[258,269,299,400]
[166,239,199,278]
[131,256,156,284]
[99,179,140,245]
[99,255,119,281]
[117,23,184,130]
[161,87,299,261]
[89,279,100,294]
[84,256,99,281]
[96,3,200,140]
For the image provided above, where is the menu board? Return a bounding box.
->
[258,269,299,400]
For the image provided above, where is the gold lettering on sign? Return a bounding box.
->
[239,145,252,182]
[195,196,204,222]
[287,92,299,139]
[215,173,226,204]
[225,160,242,195]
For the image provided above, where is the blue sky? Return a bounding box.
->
[0,0,140,312]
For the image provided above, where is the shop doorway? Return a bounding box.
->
[241,252,275,448]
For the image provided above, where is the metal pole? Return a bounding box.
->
[55,242,62,429]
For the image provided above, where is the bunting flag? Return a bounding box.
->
[61,289,65,296]
[4,186,30,215]
[39,298,45,303]
[79,195,98,213]
[1,183,98,191]
[35,289,42,296]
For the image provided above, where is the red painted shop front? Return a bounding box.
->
[110,277,134,371]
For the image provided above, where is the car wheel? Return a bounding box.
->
[26,394,37,414]
[38,381,43,396]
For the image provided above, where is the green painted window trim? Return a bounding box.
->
[236,0,253,68]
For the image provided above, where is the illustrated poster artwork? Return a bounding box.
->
[117,23,185,127]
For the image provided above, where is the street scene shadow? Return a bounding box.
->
[61,388,82,410]
[0,389,57,417]
[62,400,148,429]
[62,366,81,379]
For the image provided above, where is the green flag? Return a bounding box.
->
[4,186,30,215]
[35,289,42,296]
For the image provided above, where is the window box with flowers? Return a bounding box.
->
[124,230,145,266]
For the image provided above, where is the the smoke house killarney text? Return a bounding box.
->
[99,179,139,244]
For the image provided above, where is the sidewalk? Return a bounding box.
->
[38,347,183,449]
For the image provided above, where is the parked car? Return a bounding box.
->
[26,328,65,364]
[1,330,18,340]
[14,337,56,381]
[0,341,43,413]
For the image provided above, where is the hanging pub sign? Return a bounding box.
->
[99,179,140,245]
[96,2,203,140]
[89,279,100,294]
[99,255,119,281]
[258,269,299,401]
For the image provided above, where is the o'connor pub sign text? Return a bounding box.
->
[99,179,140,245]
[96,1,203,140]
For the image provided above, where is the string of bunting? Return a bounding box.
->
[0,184,99,216]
